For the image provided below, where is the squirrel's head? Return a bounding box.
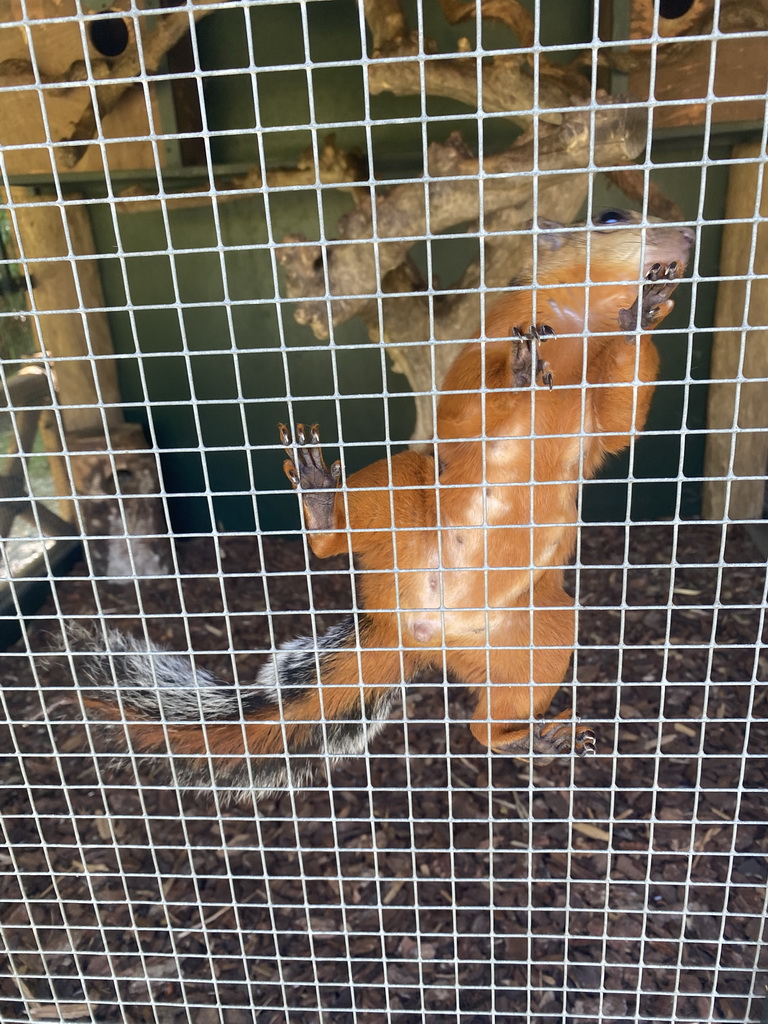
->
[533,209,695,288]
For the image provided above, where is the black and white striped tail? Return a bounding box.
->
[59,618,397,798]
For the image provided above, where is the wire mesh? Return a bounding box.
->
[0,1,767,1022]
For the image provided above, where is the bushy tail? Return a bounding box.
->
[59,618,398,796]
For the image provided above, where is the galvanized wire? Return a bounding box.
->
[0,2,766,1023]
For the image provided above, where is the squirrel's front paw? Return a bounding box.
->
[279,422,342,492]
[619,260,681,334]
[510,324,555,389]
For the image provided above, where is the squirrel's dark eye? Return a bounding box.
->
[596,209,629,225]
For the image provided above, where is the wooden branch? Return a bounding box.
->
[277,101,645,339]
[365,45,567,129]
[439,0,534,48]
[362,0,410,53]
[115,136,366,213]
[363,0,591,129]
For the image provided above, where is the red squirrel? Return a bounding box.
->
[62,210,693,796]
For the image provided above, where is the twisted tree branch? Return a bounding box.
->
[439,0,535,48]
[277,100,646,339]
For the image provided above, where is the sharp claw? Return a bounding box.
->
[538,324,555,339]
[665,261,678,279]
[310,423,320,444]
[647,263,662,281]
[330,461,342,481]
[296,424,306,445]
[537,356,554,389]
[512,326,525,341]
[578,728,597,756]
[278,423,292,446]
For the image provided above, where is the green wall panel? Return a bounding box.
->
[89,188,415,534]
[84,0,742,534]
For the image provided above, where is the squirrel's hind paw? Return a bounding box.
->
[496,717,596,766]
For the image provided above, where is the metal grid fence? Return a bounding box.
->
[0,1,767,1022]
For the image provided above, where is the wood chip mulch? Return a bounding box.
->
[1,521,766,1024]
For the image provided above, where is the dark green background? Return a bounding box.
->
[58,1,758,533]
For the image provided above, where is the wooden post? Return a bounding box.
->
[9,187,123,438]
[702,141,768,522]
[0,366,73,538]
[6,189,172,575]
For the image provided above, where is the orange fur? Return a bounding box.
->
[294,215,693,754]
[74,214,694,779]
